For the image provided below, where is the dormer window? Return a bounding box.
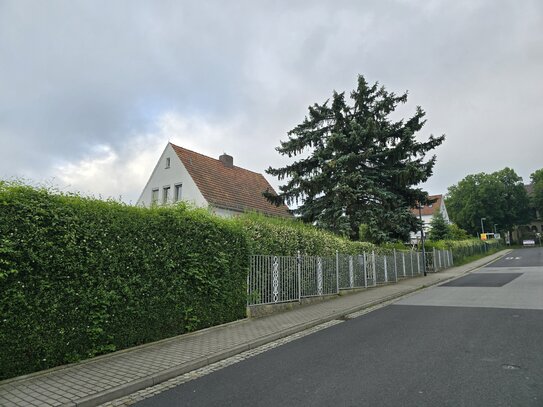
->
[165,157,171,168]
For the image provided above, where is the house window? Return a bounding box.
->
[151,189,159,205]
[165,157,171,168]
[174,183,182,202]
[163,186,171,205]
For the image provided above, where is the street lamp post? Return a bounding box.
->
[480,217,486,236]
[418,204,427,277]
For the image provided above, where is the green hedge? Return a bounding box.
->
[234,212,378,256]
[0,183,249,380]
[424,238,501,250]
[424,238,503,263]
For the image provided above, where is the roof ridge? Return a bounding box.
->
[170,142,264,176]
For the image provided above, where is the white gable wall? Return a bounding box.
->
[136,144,207,208]
[440,200,450,223]
[410,198,450,242]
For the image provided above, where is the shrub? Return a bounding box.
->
[424,238,502,263]
[0,183,249,380]
[447,223,471,240]
[234,212,379,256]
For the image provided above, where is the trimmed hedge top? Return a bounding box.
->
[234,212,378,256]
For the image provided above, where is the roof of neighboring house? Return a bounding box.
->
[411,194,443,217]
[170,143,291,217]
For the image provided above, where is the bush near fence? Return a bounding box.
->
[0,183,249,380]
[424,239,502,263]
[234,212,378,256]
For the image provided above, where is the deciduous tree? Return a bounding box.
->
[530,168,543,218]
[446,168,531,237]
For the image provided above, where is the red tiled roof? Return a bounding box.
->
[410,194,442,217]
[170,143,291,217]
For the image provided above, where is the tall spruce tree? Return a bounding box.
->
[266,75,445,243]
[428,211,450,241]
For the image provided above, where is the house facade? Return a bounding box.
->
[136,143,291,218]
[410,194,450,242]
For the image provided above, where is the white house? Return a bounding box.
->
[410,194,450,241]
[136,142,291,218]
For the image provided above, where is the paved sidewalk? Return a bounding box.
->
[0,250,509,407]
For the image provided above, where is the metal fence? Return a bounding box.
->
[248,249,453,306]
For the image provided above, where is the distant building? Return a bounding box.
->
[410,194,450,242]
[137,142,291,218]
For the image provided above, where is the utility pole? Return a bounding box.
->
[480,217,486,236]
[419,204,427,277]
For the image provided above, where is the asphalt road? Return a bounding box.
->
[136,248,543,407]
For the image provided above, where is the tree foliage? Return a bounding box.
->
[427,211,450,241]
[530,168,543,218]
[266,75,445,243]
[447,223,471,240]
[446,167,531,236]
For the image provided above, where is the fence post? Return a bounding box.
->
[336,250,340,294]
[349,255,354,288]
[297,250,301,302]
[393,249,398,278]
[394,254,398,282]
[402,252,406,277]
[450,250,454,266]
[384,255,388,283]
[363,252,368,288]
[372,251,377,286]
[433,248,437,272]
[417,252,421,274]
[247,257,251,306]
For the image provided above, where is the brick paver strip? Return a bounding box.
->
[0,251,508,407]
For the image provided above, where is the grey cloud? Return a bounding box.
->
[1,0,542,198]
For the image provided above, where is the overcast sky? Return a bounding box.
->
[1,0,542,204]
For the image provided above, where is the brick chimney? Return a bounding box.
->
[219,153,233,168]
